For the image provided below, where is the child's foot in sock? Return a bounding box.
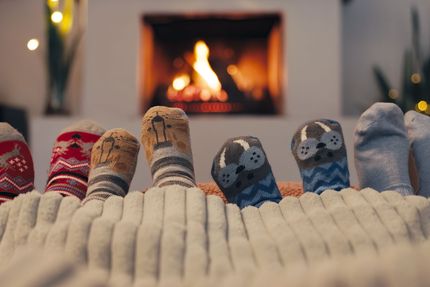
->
[0,123,34,203]
[83,128,140,204]
[354,102,413,195]
[45,120,105,199]
[405,110,430,197]
[291,119,350,194]
[211,136,282,208]
[141,106,196,188]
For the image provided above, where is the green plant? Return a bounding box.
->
[373,7,430,114]
[45,0,81,115]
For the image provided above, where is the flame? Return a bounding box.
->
[192,41,222,93]
[172,74,190,91]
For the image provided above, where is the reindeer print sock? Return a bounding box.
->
[83,128,140,204]
[45,120,105,199]
[211,136,282,208]
[141,106,196,188]
[0,123,34,203]
[291,119,350,194]
[405,110,430,197]
[354,103,413,195]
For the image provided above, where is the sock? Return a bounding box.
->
[354,102,413,195]
[291,119,350,194]
[0,123,34,203]
[45,120,105,199]
[141,106,196,188]
[83,128,140,204]
[405,110,430,197]
[211,136,282,208]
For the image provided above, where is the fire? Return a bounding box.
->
[169,40,226,103]
[192,41,222,93]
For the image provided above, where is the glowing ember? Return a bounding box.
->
[172,74,190,91]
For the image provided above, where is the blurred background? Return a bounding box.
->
[0,0,429,190]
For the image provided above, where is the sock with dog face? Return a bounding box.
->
[83,128,140,204]
[291,119,350,194]
[405,110,430,197]
[354,103,413,195]
[211,136,281,208]
[45,120,105,199]
[141,106,196,188]
[0,123,34,203]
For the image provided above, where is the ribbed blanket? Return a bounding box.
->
[0,187,429,286]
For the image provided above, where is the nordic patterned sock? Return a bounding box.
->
[405,110,430,197]
[0,123,34,203]
[83,128,140,204]
[354,102,413,196]
[45,120,105,199]
[211,136,282,208]
[291,119,350,194]
[141,106,196,188]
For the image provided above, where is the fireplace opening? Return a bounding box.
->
[141,13,283,115]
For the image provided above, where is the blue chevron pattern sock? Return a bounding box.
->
[292,119,350,194]
[211,136,282,208]
[354,103,413,195]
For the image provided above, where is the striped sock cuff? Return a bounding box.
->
[86,173,129,199]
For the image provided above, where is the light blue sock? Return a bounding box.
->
[405,110,430,197]
[354,103,413,196]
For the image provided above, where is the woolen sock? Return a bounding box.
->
[291,119,350,194]
[0,123,34,203]
[45,120,105,199]
[141,106,196,188]
[354,102,413,195]
[211,136,282,208]
[405,110,430,197]
[83,128,140,204]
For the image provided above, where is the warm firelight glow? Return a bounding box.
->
[172,74,190,91]
[192,40,222,93]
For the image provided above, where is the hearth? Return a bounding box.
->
[141,13,283,115]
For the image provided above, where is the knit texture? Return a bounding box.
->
[0,123,34,203]
[0,187,429,286]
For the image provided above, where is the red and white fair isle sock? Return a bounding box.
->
[45,120,105,200]
[0,123,34,203]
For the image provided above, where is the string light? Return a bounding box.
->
[51,11,63,23]
[27,39,39,51]
[388,88,399,100]
[411,73,422,84]
[417,100,428,112]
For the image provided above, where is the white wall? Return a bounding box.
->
[343,0,430,115]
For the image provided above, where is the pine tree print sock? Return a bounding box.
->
[354,103,413,195]
[0,123,34,203]
[141,106,196,188]
[211,136,282,208]
[45,120,105,199]
[291,119,350,194]
[83,128,140,204]
[405,110,430,197]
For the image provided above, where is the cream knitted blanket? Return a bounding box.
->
[0,187,429,286]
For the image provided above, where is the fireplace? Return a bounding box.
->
[141,13,283,115]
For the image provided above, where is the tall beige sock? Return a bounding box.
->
[141,106,196,188]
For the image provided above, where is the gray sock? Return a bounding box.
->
[354,103,413,196]
[405,111,430,197]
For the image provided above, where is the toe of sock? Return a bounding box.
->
[355,102,405,136]
[61,119,105,135]
[0,122,25,142]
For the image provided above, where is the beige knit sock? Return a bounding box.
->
[83,128,140,204]
[141,106,196,188]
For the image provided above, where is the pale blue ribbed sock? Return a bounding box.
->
[354,103,413,195]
